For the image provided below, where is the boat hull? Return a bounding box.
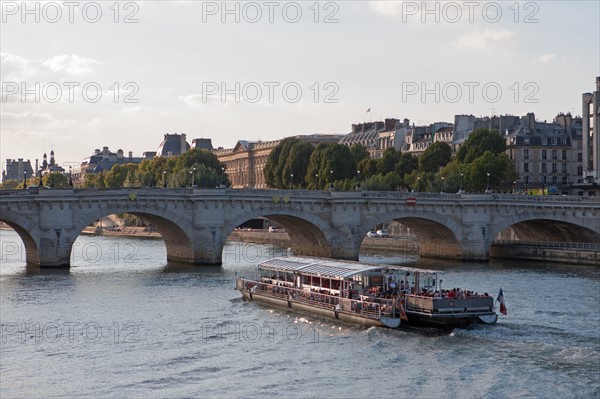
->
[240,290,396,329]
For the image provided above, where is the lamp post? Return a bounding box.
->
[356,170,361,190]
[23,171,27,190]
[315,173,319,190]
[221,166,225,188]
[163,170,167,188]
[290,173,294,190]
[417,176,420,193]
[330,170,333,190]
[459,173,464,193]
[441,176,445,193]
[486,172,490,193]
[512,180,516,194]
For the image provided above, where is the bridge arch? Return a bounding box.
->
[356,211,464,259]
[489,214,600,246]
[70,207,196,264]
[223,209,338,259]
[0,209,42,265]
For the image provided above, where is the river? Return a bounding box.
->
[1,230,598,398]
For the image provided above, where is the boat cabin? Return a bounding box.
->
[256,257,442,300]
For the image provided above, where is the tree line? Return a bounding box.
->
[264,128,516,192]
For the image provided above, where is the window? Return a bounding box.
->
[524,138,530,145]
[543,176,548,184]
[542,137,548,145]
[542,163,547,173]
[562,177,568,185]
[578,166,583,176]
[562,150,567,160]
[542,149,547,160]
[552,176,557,185]
[524,149,529,159]
[525,176,529,184]
[552,138,557,145]
[552,163,557,173]
[552,150,557,160]
[523,163,529,173]
[578,153,583,161]
[562,138,567,145]
[562,163,567,173]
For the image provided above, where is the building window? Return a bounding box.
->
[562,150,567,160]
[523,149,529,159]
[542,137,548,145]
[562,177,568,185]
[543,176,547,184]
[524,138,530,145]
[562,163,567,173]
[523,163,529,173]
[552,163,557,173]
[578,166,583,176]
[542,163,547,173]
[552,176,557,185]
[552,150,557,160]
[578,153,583,161]
[552,138,557,145]
[542,149,547,160]
[562,138,567,145]
[525,176,529,184]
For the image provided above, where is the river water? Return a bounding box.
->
[1,230,599,398]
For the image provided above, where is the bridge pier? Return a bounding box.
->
[37,230,72,267]
[459,222,491,261]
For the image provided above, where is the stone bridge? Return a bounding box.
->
[1,188,599,267]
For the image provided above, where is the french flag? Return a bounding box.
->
[497,288,507,316]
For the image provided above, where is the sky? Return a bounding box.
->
[1,0,599,169]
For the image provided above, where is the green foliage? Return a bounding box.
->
[466,151,517,192]
[42,172,68,188]
[419,142,452,173]
[456,128,506,163]
[264,138,314,189]
[362,173,403,191]
[395,153,418,178]
[349,143,370,166]
[358,158,378,179]
[305,143,355,189]
[377,148,400,174]
[0,179,20,190]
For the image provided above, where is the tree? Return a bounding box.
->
[456,128,506,163]
[0,180,20,190]
[394,152,418,179]
[42,172,68,188]
[264,138,314,189]
[377,147,400,175]
[104,164,137,188]
[305,143,355,189]
[466,151,517,192]
[358,158,378,178]
[419,142,452,173]
[349,143,370,166]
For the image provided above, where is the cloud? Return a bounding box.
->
[1,52,34,81]
[537,53,557,63]
[454,29,516,56]
[42,54,100,74]
[369,1,405,16]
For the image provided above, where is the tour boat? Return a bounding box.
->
[236,257,499,329]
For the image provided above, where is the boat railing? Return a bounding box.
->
[237,278,395,319]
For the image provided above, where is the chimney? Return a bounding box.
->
[596,76,600,91]
[95,149,100,154]
[128,151,133,159]
[117,149,124,159]
[351,124,357,134]
[526,113,536,130]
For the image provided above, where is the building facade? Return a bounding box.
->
[582,77,600,184]
[2,158,34,183]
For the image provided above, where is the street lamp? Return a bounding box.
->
[330,170,333,190]
[486,172,491,193]
[417,176,420,193]
[441,176,445,193]
[290,173,294,190]
[459,173,464,193]
[69,166,73,187]
[23,171,27,190]
[315,173,319,190]
[356,170,361,190]
[512,180,516,194]
[163,170,167,188]
[221,166,225,188]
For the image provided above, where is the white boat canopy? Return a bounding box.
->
[258,257,442,280]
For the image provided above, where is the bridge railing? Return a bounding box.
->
[492,240,600,250]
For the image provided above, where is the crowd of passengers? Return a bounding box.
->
[365,285,490,300]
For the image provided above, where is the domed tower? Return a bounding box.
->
[50,150,55,166]
[42,153,48,169]
[157,133,191,157]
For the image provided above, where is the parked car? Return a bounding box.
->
[268,226,280,233]
[366,231,377,237]
[376,230,390,238]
